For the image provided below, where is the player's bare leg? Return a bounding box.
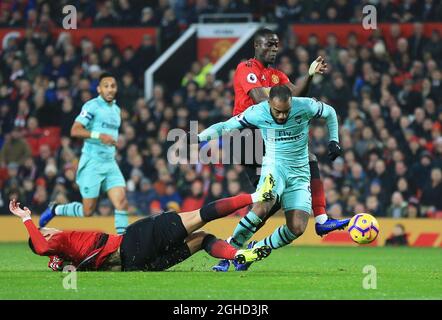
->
[177,209,204,233]
[177,174,275,235]
[228,209,308,272]
[107,187,129,234]
[185,231,210,254]
[176,194,261,235]
[227,199,275,249]
[152,184,276,270]
[212,176,278,272]
[146,230,271,271]
[82,198,99,216]
[254,209,309,249]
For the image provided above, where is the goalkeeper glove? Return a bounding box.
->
[328,141,342,161]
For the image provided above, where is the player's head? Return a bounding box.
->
[97,72,117,103]
[254,28,279,66]
[28,237,37,254]
[269,85,292,124]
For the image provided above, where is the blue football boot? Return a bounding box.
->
[315,217,350,236]
[39,203,57,228]
[212,259,230,272]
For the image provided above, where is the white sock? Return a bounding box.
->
[315,214,328,224]
[251,191,260,203]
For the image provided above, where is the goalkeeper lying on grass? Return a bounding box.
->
[9,175,275,272]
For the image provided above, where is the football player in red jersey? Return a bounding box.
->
[9,175,275,271]
[213,28,349,271]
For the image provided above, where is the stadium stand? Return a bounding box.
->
[0,0,441,219]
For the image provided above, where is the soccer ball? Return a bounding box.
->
[348,213,380,244]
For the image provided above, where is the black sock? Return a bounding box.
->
[201,234,217,252]
[309,160,320,179]
[199,194,251,222]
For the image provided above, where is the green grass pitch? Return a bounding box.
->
[0,243,441,300]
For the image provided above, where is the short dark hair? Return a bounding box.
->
[99,72,115,83]
[28,237,37,254]
[254,28,276,43]
[269,85,291,101]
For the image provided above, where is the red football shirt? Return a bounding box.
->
[232,58,290,115]
[24,219,122,269]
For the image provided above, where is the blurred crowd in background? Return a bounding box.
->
[1,0,442,27]
[0,0,441,218]
[1,0,442,50]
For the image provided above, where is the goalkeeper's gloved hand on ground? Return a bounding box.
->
[328,141,342,161]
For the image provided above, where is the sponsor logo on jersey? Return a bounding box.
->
[101,122,119,130]
[274,132,305,142]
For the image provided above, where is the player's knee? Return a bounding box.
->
[186,230,209,253]
[287,221,308,237]
[83,207,95,217]
[191,230,209,238]
[114,197,128,211]
[308,152,317,162]
[252,201,274,217]
[82,200,97,216]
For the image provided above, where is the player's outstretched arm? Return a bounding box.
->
[319,103,339,142]
[197,116,244,142]
[10,199,51,255]
[317,102,342,161]
[249,87,271,104]
[288,56,327,97]
[198,104,260,143]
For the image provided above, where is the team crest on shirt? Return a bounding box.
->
[271,74,280,84]
[247,73,258,83]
